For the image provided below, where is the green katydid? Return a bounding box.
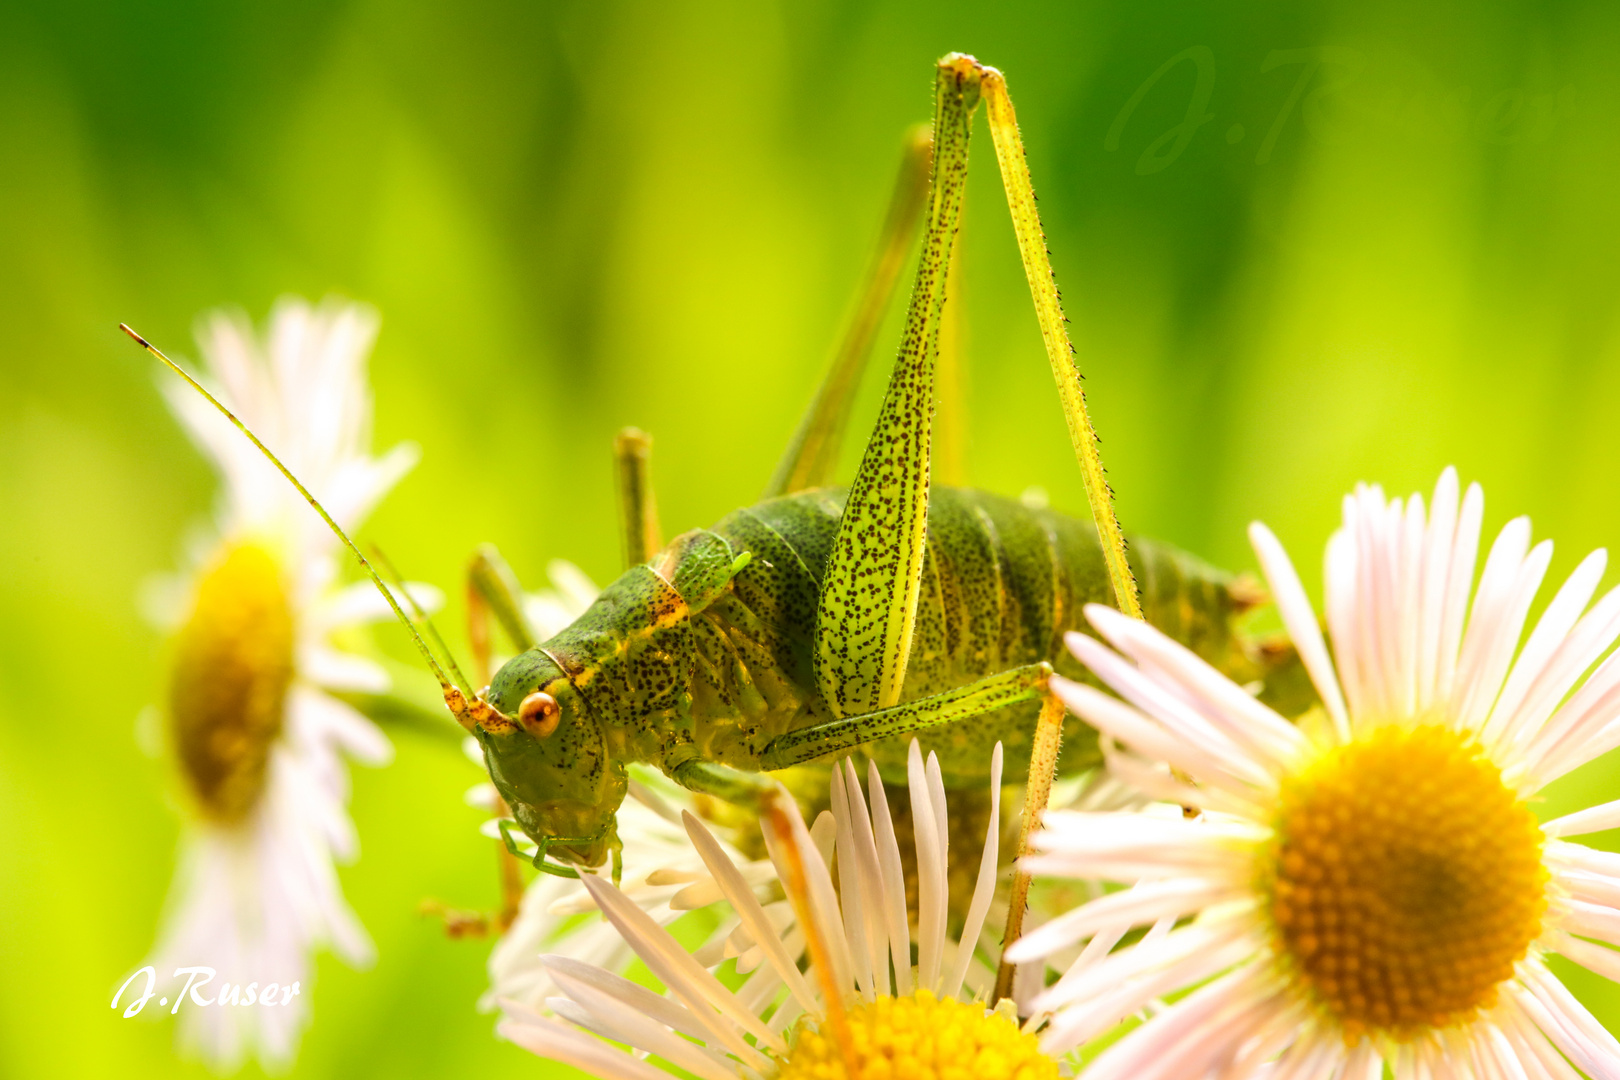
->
[127,55,1305,978]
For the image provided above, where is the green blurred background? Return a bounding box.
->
[4,0,1620,1076]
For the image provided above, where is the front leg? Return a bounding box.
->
[670,758,778,807]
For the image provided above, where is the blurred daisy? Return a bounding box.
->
[498,739,1061,1080]
[142,297,426,1071]
[1010,468,1620,1079]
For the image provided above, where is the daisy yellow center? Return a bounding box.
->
[169,542,295,824]
[777,990,1056,1080]
[1264,724,1547,1039]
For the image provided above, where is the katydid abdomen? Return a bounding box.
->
[480,485,1289,864]
[705,485,1266,785]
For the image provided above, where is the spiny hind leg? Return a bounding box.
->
[811,57,982,722]
[764,125,932,498]
[973,62,1153,1001]
[979,67,1139,618]
[935,198,970,486]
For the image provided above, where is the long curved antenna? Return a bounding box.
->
[369,543,476,697]
[121,323,497,730]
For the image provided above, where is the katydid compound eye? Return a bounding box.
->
[518,691,561,738]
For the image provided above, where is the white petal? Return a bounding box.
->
[1417,467,1461,709]
[1034,907,1258,1013]
[298,645,390,694]
[1497,992,1592,1080]
[1098,741,1262,819]
[1395,493,1427,716]
[576,873,784,1057]
[1248,523,1349,741]
[1485,549,1608,753]
[1553,868,1620,909]
[1556,899,1620,946]
[1455,523,1547,732]
[1550,931,1620,985]
[546,965,751,1080]
[837,759,894,997]
[942,742,1002,1000]
[1025,808,1265,883]
[323,442,419,535]
[1084,606,1310,767]
[865,759,914,997]
[910,741,946,992]
[677,816,816,1016]
[1351,485,1399,721]
[1051,676,1268,800]
[1438,481,1487,702]
[311,579,443,632]
[760,791,852,1006]
[1069,628,1276,791]
[1059,961,1274,1080]
[498,1010,672,1080]
[1342,1036,1385,1080]
[1006,877,1240,963]
[1544,799,1620,838]
[1522,638,1620,785]
[1325,526,1365,725]
[1504,589,1620,784]
[1040,931,1259,1052]
[1548,840,1620,879]
[291,688,393,768]
[1214,994,1311,1079]
[1511,962,1620,1080]
[828,765,877,999]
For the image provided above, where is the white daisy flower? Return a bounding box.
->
[142,297,426,1071]
[482,763,775,1014]
[1008,467,1620,1079]
[498,739,1063,1080]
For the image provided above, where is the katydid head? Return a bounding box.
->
[479,648,626,868]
